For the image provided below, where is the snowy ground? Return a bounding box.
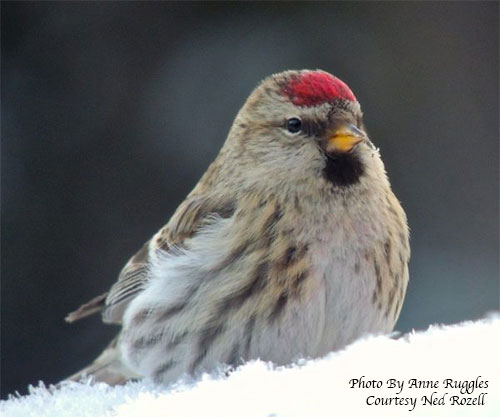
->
[2,313,499,417]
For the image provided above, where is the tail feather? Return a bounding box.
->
[65,337,139,386]
[65,293,108,323]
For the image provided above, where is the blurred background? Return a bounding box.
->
[2,2,498,398]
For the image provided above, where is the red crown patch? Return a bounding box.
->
[283,71,357,106]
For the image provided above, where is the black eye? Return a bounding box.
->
[286,117,302,133]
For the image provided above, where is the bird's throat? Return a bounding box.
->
[322,152,364,186]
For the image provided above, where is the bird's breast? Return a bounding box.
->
[294,189,409,355]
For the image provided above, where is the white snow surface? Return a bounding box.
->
[3,314,499,417]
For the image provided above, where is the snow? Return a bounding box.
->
[2,314,499,417]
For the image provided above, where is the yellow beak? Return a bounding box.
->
[326,124,365,153]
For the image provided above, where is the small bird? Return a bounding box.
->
[65,69,410,386]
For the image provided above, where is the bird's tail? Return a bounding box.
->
[65,337,139,386]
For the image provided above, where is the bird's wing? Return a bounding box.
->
[65,193,235,325]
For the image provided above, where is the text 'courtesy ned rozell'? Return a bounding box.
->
[349,376,489,412]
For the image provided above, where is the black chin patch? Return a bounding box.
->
[323,152,364,186]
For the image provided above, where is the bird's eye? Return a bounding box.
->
[286,118,302,133]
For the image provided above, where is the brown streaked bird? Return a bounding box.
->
[65,69,410,385]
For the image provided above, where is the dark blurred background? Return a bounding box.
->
[1,2,498,398]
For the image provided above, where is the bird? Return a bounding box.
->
[65,69,410,386]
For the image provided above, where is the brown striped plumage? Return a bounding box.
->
[65,70,409,386]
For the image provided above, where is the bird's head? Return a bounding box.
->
[219,70,387,194]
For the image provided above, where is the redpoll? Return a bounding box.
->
[66,69,410,385]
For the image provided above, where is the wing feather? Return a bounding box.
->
[66,194,235,324]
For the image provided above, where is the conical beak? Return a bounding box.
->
[326,124,365,153]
